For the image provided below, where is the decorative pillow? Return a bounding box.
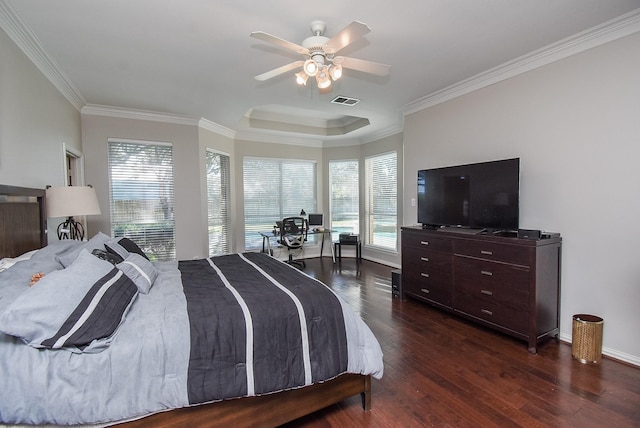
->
[91,248,123,265]
[112,237,149,260]
[117,253,157,294]
[56,231,112,267]
[0,249,138,351]
[104,239,130,261]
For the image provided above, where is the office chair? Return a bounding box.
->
[278,216,307,269]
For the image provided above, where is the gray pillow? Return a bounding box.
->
[117,253,157,294]
[104,239,130,261]
[0,249,138,352]
[56,231,112,267]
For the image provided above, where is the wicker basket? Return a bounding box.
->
[572,314,603,364]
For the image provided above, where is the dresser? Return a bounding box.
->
[401,226,561,353]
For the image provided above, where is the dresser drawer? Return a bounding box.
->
[404,276,452,307]
[454,240,531,266]
[404,265,451,287]
[407,248,451,273]
[454,292,529,335]
[454,256,530,310]
[403,232,452,253]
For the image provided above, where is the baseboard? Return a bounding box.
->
[559,332,640,368]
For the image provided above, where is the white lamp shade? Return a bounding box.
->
[46,186,101,218]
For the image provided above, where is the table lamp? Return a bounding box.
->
[46,185,101,240]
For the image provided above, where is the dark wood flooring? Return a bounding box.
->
[283,257,640,428]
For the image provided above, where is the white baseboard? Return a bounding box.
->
[559,332,640,367]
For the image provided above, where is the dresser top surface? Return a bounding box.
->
[401,226,562,247]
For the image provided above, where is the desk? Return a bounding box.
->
[260,229,335,262]
[334,240,362,262]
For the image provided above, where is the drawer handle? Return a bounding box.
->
[421,273,430,278]
[420,288,430,294]
[480,270,493,276]
[480,250,493,255]
[420,257,430,262]
[420,241,429,246]
[481,309,493,316]
[480,289,493,296]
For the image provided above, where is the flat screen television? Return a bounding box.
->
[417,158,520,231]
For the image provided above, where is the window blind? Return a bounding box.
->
[365,151,397,250]
[206,150,232,256]
[108,140,175,261]
[243,157,317,249]
[329,160,359,234]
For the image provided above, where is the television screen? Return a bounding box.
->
[417,158,519,231]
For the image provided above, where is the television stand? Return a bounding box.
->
[401,226,562,353]
[437,226,485,235]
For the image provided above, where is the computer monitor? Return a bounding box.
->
[308,213,323,227]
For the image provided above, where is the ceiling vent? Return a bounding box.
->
[331,96,360,106]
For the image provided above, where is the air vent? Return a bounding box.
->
[331,96,360,106]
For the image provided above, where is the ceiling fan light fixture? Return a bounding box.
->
[316,66,331,89]
[295,70,309,85]
[303,59,318,76]
[329,64,342,81]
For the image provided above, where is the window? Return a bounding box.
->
[365,151,397,250]
[329,160,359,234]
[108,140,175,261]
[206,150,232,256]
[243,157,316,249]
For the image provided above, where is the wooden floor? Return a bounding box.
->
[282,257,640,428]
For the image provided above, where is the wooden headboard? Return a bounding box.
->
[0,185,48,258]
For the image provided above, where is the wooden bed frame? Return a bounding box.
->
[0,184,372,427]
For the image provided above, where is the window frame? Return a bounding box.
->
[206,149,232,257]
[107,138,176,261]
[242,156,317,250]
[328,159,360,235]
[364,150,398,252]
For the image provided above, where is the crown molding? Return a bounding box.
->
[198,118,236,139]
[0,0,85,110]
[81,104,200,126]
[360,123,404,145]
[403,8,640,115]
[234,130,326,148]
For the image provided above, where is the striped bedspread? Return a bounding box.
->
[179,252,348,403]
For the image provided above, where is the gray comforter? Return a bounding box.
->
[0,242,383,426]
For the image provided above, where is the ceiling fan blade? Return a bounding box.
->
[250,31,307,55]
[337,56,391,76]
[255,61,304,81]
[324,21,371,54]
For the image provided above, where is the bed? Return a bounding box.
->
[0,185,383,427]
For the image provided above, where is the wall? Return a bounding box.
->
[0,28,81,189]
[81,114,204,260]
[403,33,640,364]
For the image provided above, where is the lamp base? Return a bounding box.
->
[58,217,85,240]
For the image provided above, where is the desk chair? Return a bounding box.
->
[278,217,307,268]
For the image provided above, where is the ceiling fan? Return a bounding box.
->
[250,20,390,90]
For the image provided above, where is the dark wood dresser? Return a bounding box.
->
[401,226,562,353]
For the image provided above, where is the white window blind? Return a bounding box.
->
[243,157,316,249]
[365,151,397,250]
[108,140,175,261]
[206,150,232,256]
[329,160,359,234]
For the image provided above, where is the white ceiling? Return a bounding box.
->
[2,0,639,146]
